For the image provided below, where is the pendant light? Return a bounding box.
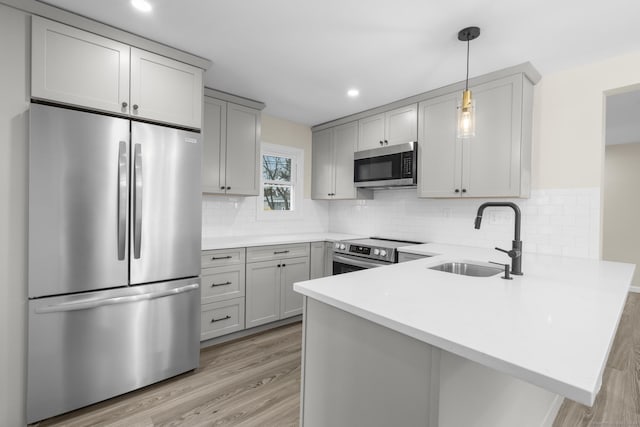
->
[457,26,480,139]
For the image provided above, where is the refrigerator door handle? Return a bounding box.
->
[34,283,200,314]
[133,143,143,259]
[117,141,128,260]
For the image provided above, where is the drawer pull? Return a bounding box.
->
[273,250,290,255]
[211,315,231,323]
[211,255,232,260]
[211,281,232,287]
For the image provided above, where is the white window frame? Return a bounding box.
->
[257,142,304,220]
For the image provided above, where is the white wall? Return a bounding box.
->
[0,4,30,426]
[202,113,329,240]
[603,143,640,285]
[330,188,600,259]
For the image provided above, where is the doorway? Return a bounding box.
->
[602,86,640,290]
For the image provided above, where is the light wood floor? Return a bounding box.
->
[33,292,640,427]
[34,322,303,427]
[554,291,640,427]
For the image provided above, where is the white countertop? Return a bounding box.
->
[202,233,364,250]
[294,243,635,406]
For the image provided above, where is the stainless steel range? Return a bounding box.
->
[332,237,422,275]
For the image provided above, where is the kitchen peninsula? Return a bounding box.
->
[294,244,635,427]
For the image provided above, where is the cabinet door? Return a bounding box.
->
[280,256,310,318]
[310,242,325,279]
[130,48,203,129]
[324,242,334,276]
[31,17,130,115]
[202,98,227,194]
[385,104,417,146]
[311,128,334,200]
[462,75,523,197]
[245,260,281,328]
[417,93,463,198]
[225,103,260,196]
[358,113,386,150]
[333,121,359,199]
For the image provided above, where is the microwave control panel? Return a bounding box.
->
[401,152,414,178]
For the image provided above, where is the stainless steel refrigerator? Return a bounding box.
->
[27,103,202,423]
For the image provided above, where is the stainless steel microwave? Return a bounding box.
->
[354,141,417,188]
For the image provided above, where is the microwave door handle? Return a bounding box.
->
[117,141,128,260]
[133,144,142,259]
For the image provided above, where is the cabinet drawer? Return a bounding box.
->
[201,265,245,304]
[201,248,245,268]
[200,298,245,341]
[246,243,310,263]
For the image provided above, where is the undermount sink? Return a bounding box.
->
[429,262,502,277]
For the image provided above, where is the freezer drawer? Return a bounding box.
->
[27,278,201,424]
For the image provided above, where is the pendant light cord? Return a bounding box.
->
[465,37,470,91]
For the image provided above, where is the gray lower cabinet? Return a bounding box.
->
[310,241,325,279]
[417,73,533,198]
[202,97,261,196]
[398,252,430,263]
[325,241,334,276]
[246,243,310,328]
[200,248,246,341]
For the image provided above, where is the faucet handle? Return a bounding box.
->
[495,247,519,258]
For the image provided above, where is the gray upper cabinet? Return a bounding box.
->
[202,97,261,196]
[31,17,203,130]
[357,104,417,150]
[418,73,532,198]
[312,122,372,200]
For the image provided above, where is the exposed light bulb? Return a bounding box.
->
[347,89,359,98]
[131,0,152,13]
[457,89,476,138]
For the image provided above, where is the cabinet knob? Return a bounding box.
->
[282,264,286,267]
[462,189,467,193]
[455,189,460,193]
[384,140,388,145]
[220,186,225,190]
[277,264,281,268]
[379,141,383,146]
[227,186,231,190]
[133,104,139,111]
[121,102,128,108]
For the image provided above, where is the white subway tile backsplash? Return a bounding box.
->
[328,188,600,259]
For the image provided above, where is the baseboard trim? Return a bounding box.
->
[630,286,640,293]
[200,315,302,349]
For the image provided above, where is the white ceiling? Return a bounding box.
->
[41,0,640,126]
[606,90,640,146]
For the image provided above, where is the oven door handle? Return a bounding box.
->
[333,254,387,269]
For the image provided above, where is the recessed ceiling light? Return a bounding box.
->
[131,0,152,13]
[347,89,360,98]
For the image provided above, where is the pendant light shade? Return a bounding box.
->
[457,26,480,139]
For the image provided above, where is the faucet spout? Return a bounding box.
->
[474,202,523,275]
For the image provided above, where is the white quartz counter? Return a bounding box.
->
[201,233,364,251]
[294,243,635,406]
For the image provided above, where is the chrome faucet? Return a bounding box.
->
[474,202,523,276]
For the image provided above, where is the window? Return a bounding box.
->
[258,143,303,219]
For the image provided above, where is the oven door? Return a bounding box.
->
[332,253,390,275]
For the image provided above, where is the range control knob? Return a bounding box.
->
[340,244,347,250]
[380,249,387,257]
[334,242,341,249]
[373,248,380,255]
